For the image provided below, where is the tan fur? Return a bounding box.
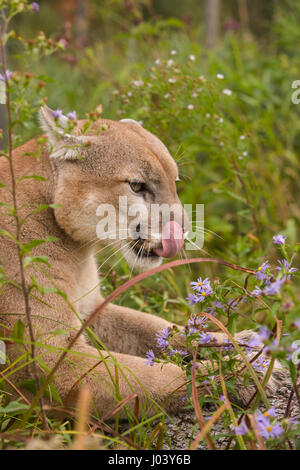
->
[0,107,284,417]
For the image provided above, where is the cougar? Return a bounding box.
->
[0,106,282,417]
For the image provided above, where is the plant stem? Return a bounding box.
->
[0,25,48,430]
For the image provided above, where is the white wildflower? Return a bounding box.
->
[132,80,144,87]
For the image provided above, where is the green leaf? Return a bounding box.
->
[16,175,47,183]
[20,237,56,255]
[288,360,297,384]
[49,328,68,337]
[227,313,238,335]
[23,255,50,268]
[0,401,29,415]
[11,320,25,344]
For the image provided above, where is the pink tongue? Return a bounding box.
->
[154,221,184,258]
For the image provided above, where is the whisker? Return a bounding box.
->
[185,237,210,256]
[129,241,143,277]
[190,226,224,240]
[101,239,139,281]
[94,239,122,258]
[96,240,132,273]
[78,239,121,267]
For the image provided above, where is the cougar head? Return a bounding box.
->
[39,105,189,271]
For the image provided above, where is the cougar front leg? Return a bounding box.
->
[67,339,189,417]
[91,302,184,357]
[8,333,187,417]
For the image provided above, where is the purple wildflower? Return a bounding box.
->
[255,411,269,427]
[168,348,187,357]
[190,277,211,293]
[188,315,207,329]
[264,278,285,296]
[198,331,213,344]
[156,327,170,350]
[287,342,299,361]
[32,2,40,11]
[276,259,298,278]
[219,394,226,403]
[186,315,209,339]
[214,301,225,310]
[259,326,271,342]
[206,306,215,314]
[202,374,215,385]
[186,287,214,304]
[262,407,277,418]
[224,338,234,351]
[227,299,238,310]
[287,416,299,427]
[186,293,200,305]
[251,286,263,297]
[207,301,225,314]
[246,327,271,349]
[273,234,287,245]
[0,70,12,81]
[145,349,155,366]
[255,261,271,282]
[247,335,261,348]
[294,319,300,329]
[188,277,214,304]
[187,325,198,335]
[251,356,269,373]
[67,111,77,120]
[198,285,214,301]
[234,421,248,436]
[263,338,278,355]
[52,109,63,119]
[255,412,283,439]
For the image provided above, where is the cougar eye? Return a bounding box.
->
[129,181,145,193]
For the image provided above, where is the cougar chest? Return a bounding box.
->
[75,253,101,320]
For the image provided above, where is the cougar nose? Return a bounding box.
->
[154,221,184,258]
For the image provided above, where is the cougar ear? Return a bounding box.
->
[120,118,143,127]
[39,105,89,161]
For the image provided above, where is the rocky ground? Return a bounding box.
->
[164,377,299,450]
